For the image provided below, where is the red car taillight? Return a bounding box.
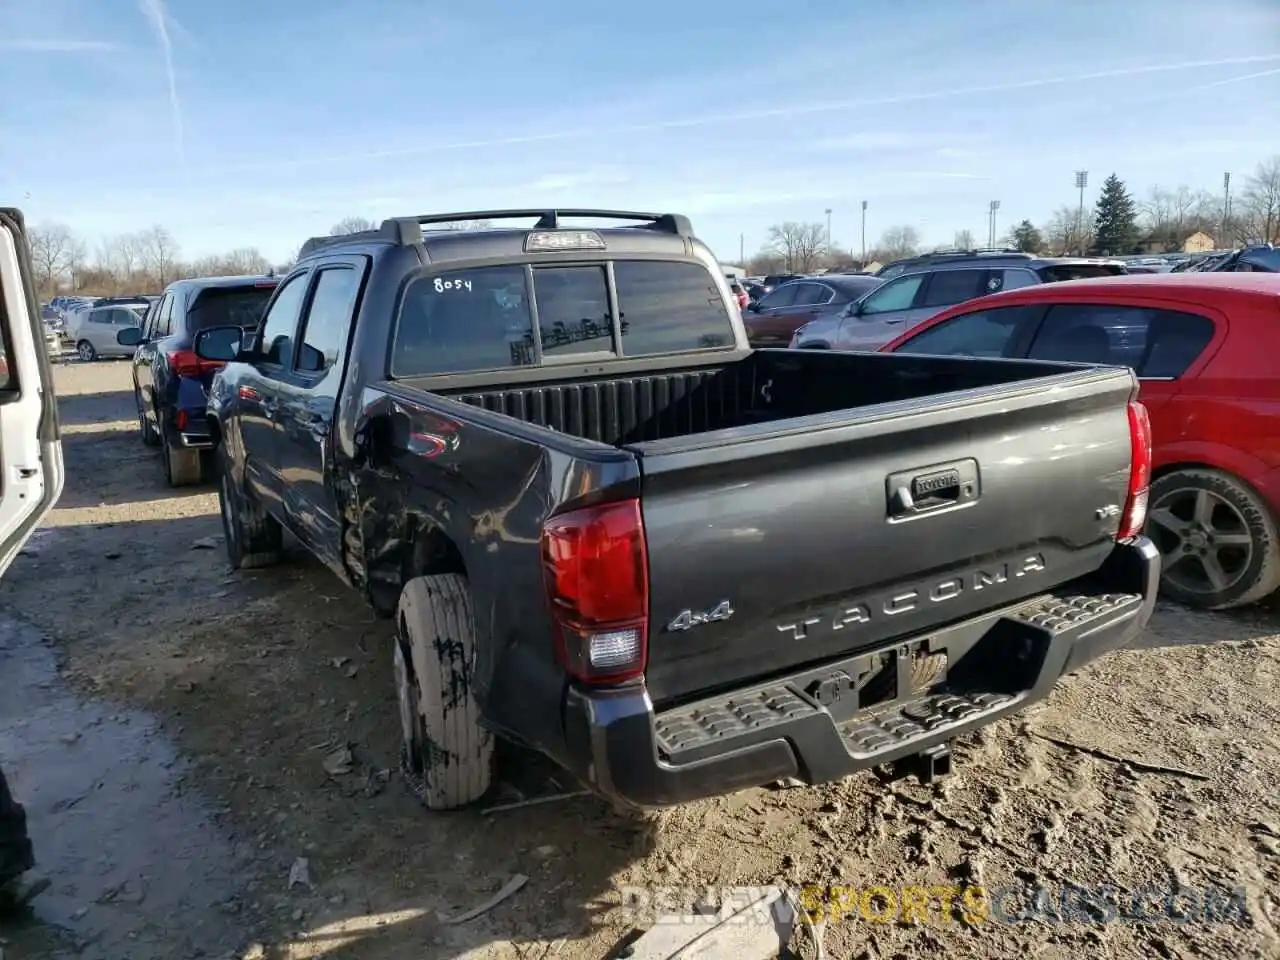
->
[540,499,649,684]
[1118,399,1152,540]
[167,349,224,378]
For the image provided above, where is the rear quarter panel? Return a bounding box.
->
[1149,293,1280,512]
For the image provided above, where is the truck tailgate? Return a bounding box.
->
[630,366,1137,705]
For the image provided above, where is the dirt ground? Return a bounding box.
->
[4,358,1280,959]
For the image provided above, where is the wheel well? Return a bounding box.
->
[408,526,466,580]
[368,522,466,618]
[1151,461,1214,482]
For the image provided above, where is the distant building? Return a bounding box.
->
[1182,231,1215,253]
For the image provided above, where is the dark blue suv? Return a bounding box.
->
[119,275,278,486]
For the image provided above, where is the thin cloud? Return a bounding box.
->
[189,54,1280,177]
[0,39,117,52]
[812,132,912,152]
[138,0,184,161]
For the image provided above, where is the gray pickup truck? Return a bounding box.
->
[198,208,1160,809]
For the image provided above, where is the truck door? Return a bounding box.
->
[239,270,311,502]
[273,261,364,570]
[0,208,65,575]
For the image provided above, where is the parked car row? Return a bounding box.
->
[765,251,1127,352]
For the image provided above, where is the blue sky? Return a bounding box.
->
[2,0,1278,264]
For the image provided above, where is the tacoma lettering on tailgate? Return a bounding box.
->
[775,554,1047,641]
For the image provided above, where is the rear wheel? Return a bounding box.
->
[216,445,281,569]
[135,389,160,447]
[395,574,494,810]
[76,340,96,362]
[1146,468,1280,610]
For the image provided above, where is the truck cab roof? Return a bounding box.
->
[296,209,701,267]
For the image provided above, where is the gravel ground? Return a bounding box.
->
[3,359,1280,959]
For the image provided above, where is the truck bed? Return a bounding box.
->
[430,349,1076,447]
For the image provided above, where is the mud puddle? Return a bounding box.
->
[0,614,254,960]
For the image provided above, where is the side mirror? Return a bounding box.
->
[746,301,760,313]
[193,325,245,362]
[116,326,144,347]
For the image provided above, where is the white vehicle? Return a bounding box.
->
[69,303,146,361]
[0,207,65,574]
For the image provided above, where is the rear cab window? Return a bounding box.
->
[392,259,735,377]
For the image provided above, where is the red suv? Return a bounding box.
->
[881,272,1280,611]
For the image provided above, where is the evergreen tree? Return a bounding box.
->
[1008,220,1044,253]
[1091,174,1139,255]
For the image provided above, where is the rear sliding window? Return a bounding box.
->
[392,259,734,377]
[186,285,278,333]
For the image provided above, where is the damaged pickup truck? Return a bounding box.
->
[200,208,1160,810]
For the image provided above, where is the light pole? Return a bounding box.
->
[824,208,833,253]
[988,200,1001,248]
[1075,171,1088,255]
[860,200,868,264]
[1222,172,1231,248]
[739,233,744,267]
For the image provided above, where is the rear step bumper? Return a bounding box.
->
[563,537,1159,808]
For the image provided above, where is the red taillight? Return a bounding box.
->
[167,349,223,378]
[1118,399,1152,539]
[176,409,188,430]
[540,499,649,684]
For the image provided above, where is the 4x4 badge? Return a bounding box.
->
[666,601,735,633]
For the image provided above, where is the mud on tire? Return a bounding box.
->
[1147,467,1280,610]
[396,574,494,810]
[216,445,282,569]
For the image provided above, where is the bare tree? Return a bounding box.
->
[28,223,84,296]
[137,225,181,287]
[1240,156,1280,244]
[436,219,494,231]
[764,221,828,273]
[330,216,377,235]
[878,225,920,260]
[1041,205,1093,256]
[953,229,976,250]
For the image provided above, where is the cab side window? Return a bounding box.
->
[296,267,361,375]
[259,273,310,368]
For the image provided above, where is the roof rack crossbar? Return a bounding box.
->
[393,208,693,237]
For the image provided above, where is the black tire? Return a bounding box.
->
[135,389,161,447]
[1146,468,1280,610]
[76,340,96,362]
[216,445,282,569]
[0,765,34,887]
[395,574,494,810]
[163,441,204,487]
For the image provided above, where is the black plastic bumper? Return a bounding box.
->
[562,537,1160,808]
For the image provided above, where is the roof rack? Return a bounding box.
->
[404,208,691,235]
[298,208,694,260]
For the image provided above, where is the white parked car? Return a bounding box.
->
[69,303,147,361]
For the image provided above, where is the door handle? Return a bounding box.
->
[886,459,980,520]
[885,318,905,325]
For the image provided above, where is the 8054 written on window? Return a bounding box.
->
[392,260,736,376]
